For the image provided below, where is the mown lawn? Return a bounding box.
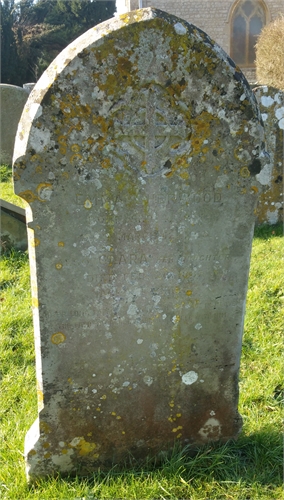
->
[0,165,283,499]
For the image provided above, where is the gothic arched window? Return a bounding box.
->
[231,0,267,66]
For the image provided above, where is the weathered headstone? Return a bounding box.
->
[13,8,266,481]
[0,84,29,165]
[253,86,284,225]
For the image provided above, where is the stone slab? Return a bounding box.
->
[0,84,29,165]
[13,8,266,480]
[253,86,284,225]
[0,199,27,251]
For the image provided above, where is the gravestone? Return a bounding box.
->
[13,8,266,481]
[0,84,29,165]
[253,86,284,225]
[0,199,27,251]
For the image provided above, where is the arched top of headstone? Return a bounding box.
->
[14,7,265,192]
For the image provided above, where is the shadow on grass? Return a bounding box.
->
[29,427,282,495]
[254,222,283,239]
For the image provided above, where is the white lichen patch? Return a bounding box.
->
[181,371,198,385]
[195,323,202,330]
[174,22,187,35]
[29,126,51,153]
[51,449,74,470]
[143,375,153,386]
[198,418,221,440]
[256,163,272,186]
[261,95,274,107]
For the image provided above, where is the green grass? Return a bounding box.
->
[0,165,283,499]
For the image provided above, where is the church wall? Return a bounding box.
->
[126,0,284,82]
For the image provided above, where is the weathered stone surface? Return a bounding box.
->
[253,86,283,225]
[0,84,29,165]
[13,8,266,480]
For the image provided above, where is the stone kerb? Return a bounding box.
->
[0,84,29,165]
[253,86,284,225]
[13,8,266,481]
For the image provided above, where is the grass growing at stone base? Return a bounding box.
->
[1,167,283,499]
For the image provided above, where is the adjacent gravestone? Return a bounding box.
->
[253,86,284,225]
[0,199,27,251]
[13,8,266,481]
[0,84,29,165]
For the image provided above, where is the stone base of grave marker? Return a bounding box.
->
[13,8,266,480]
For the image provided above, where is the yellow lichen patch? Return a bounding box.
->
[30,154,40,162]
[18,190,37,203]
[179,171,189,180]
[240,166,250,178]
[61,449,68,454]
[58,241,65,247]
[111,412,116,416]
[93,115,108,135]
[51,332,66,345]
[71,153,83,163]
[13,172,21,181]
[101,158,111,169]
[172,426,183,433]
[40,421,51,434]
[32,297,39,308]
[35,166,43,174]
[29,449,37,456]
[71,144,81,153]
[84,199,92,210]
[177,433,182,439]
[93,453,100,459]
[100,394,107,400]
[119,13,130,24]
[191,111,215,155]
[116,416,122,420]
[43,442,50,449]
[55,263,63,270]
[60,95,91,120]
[176,413,182,418]
[164,170,174,178]
[172,315,180,324]
[186,290,192,296]
[78,439,97,456]
[37,389,43,405]
[61,171,69,179]
[31,238,40,248]
[214,165,220,171]
[37,183,53,202]
[250,186,258,193]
